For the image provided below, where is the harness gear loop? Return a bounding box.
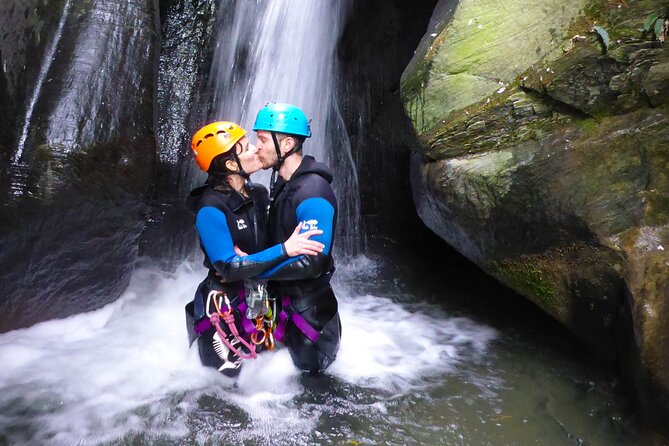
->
[207,291,257,360]
[205,290,223,317]
[209,290,232,316]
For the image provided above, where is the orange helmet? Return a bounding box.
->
[191,121,246,172]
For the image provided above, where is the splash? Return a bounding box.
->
[0,258,496,445]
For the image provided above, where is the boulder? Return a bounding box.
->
[402,0,669,422]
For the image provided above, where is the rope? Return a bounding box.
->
[208,291,257,361]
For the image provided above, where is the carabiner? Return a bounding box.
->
[210,291,232,316]
[223,293,233,315]
[251,329,266,345]
[265,331,275,351]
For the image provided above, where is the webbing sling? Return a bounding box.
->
[274,296,320,343]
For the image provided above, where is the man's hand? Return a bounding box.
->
[283,222,325,256]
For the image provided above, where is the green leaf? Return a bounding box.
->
[644,12,661,32]
[592,25,610,52]
[654,18,664,39]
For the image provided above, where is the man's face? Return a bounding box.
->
[255,130,278,169]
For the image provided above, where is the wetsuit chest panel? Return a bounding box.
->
[196,189,260,261]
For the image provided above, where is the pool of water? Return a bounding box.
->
[0,256,661,445]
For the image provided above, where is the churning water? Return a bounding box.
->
[0,256,652,445]
[0,257,496,445]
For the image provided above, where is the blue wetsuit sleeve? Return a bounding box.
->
[196,206,288,282]
[259,197,334,280]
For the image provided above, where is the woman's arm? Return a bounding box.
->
[197,206,323,282]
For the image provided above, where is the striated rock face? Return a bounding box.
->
[402,0,669,421]
[139,0,218,266]
[0,0,158,331]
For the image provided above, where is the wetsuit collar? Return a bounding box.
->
[288,155,333,183]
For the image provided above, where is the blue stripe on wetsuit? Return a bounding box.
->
[260,197,335,278]
[196,206,285,266]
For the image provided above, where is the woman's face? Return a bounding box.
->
[235,136,262,175]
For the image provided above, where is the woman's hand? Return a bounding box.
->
[283,222,325,257]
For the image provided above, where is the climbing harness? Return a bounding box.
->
[203,286,278,361]
[274,296,321,344]
[245,281,276,351]
[206,290,257,360]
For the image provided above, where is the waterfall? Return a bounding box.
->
[207,0,362,255]
[12,0,73,165]
[9,0,73,197]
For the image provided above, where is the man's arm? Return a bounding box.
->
[259,197,335,280]
[197,206,288,282]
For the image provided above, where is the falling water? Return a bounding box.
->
[9,0,72,197]
[207,0,362,255]
[12,0,73,165]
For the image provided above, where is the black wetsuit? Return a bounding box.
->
[259,155,341,373]
[185,183,288,376]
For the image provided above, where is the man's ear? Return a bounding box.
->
[281,137,295,155]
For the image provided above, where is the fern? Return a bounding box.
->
[654,18,664,40]
[592,25,610,52]
[644,12,661,32]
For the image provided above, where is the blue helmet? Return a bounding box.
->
[252,103,311,137]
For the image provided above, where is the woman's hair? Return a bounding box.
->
[205,148,238,190]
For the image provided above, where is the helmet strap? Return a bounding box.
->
[268,131,300,211]
[269,132,284,203]
[231,142,250,179]
[271,132,283,165]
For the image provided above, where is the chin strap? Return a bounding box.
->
[269,132,283,204]
[231,142,249,179]
[268,131,300,211]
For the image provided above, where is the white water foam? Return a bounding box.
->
[0,257,497,444]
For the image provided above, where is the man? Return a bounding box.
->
[253,102,341,374]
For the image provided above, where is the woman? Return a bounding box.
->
[184,121,324,376]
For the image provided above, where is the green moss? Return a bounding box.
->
[494,257,565,319]
[34,144,53,163]
[574,117,601,135]
[402,0,588,138]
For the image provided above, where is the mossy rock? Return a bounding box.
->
[401,0,588,135]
